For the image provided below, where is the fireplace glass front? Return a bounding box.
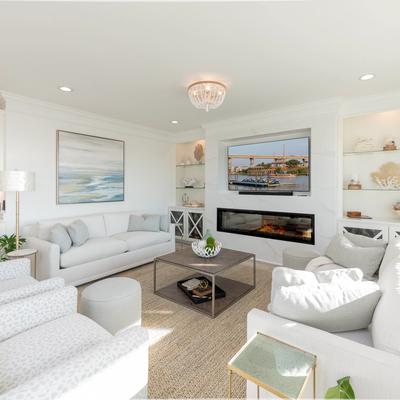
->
[217,208,315,245]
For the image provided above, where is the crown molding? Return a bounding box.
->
[171,128,205,143]
[201,97,343,133]
[0,91,174,142]
[340,90,400,118]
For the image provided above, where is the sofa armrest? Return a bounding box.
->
[0,277,64,306]
[247,308,400,399]
[3,326,149,400]
[0,258,30,280]
[25,237,60,280]
[0,286,76,341]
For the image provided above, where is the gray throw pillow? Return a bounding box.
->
[67,220,89,246]
[160,215,169,232]
[49,224,72,253]
[344,231,387,248]
[326,234,385,278]
[128,214,160,232]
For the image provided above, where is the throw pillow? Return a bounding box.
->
[270,281,381,332]
[344,231,387,248]
[128,214,161,232]
[49,224,72,253]
[67,220,89,246]
[326,234,385,278]
[160,215,169,232]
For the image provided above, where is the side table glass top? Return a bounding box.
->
[228,332,316,399]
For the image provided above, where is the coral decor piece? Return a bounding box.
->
[194,143,204,163]
[371,162,400,189]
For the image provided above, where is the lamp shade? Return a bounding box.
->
[0,171,35,192]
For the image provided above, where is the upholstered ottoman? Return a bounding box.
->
[282,247,320,270]
[80,277,141,334]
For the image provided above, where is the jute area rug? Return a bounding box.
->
[79,249,274,399]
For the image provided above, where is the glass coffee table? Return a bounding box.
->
[153,247,256,318]
[228,332,316,399]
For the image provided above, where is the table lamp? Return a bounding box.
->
[0,171,35,249]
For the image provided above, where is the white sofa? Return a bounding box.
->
[24,212,175,286]
[0,285,148,400]
[247,238,400,399]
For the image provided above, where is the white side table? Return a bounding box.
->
[7,248,38,278]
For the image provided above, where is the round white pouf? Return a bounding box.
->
[282,247,320,270]
[80,277,141,335]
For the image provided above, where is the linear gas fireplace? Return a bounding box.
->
[217,208,315,245]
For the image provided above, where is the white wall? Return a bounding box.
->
[203,99,341,264]
[1,93,175,232]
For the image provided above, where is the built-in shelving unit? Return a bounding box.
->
[342,109,400,225]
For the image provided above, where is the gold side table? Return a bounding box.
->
[228,332,316,399]
[7,248,38,278]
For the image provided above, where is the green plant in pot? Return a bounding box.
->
[325,376,355,399]
[0,234,26,261]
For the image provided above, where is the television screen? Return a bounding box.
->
[227,137,310,193]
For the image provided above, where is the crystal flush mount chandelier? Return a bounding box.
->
[187,80,227,112]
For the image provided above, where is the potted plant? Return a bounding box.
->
[0,234,26,261]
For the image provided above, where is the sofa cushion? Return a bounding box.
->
[60,237,128,268]
[112,231,171,251]
[0,276,37,293]
[326,234,385,278]
[38,215,106,240]
[371,238,400,354]
[0,313,110,394]
[344,231,387,248]
[67,220,89,246]
[49,223,72,253]
[128,214,160,232]
[104,212,130,236]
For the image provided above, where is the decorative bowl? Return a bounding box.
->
[192,240,222,258]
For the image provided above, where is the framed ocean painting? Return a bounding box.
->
[57,130,125,204]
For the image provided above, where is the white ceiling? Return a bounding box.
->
[0,1,400,133]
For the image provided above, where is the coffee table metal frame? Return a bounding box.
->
[153,248,256,318]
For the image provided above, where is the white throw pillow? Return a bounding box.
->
[270,281,381,332]
[326,234,385,278]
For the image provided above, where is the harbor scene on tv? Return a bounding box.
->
[228,137,310,192]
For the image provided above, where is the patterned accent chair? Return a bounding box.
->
[0,259,36,293]
[0,284,149,400]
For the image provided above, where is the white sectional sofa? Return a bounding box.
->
[247,238,400,399]
[24,212,175,286]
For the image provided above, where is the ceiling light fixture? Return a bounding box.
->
[187,80,226,112]
[359,73,375,81]
[58,86,73,92]
[170,120,179,124]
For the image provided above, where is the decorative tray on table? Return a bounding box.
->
[177,276,226,304]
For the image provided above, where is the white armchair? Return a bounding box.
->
[0,285,149,399]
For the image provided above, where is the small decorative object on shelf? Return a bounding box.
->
[346,211,372,219]
[194,142,205,163]
[182,177,197,188]
[192,236,222,258]
[383,137,397,151]
[371,162,400,189]
[353,137,376,152]
[393,202,400,217]
[181,193,190,205]
[348,175,362,190]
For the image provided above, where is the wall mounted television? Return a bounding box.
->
[227,136,310,194]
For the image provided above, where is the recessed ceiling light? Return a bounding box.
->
[170,120,179,124]
[359,73,375,81]
[58,86,73,92]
